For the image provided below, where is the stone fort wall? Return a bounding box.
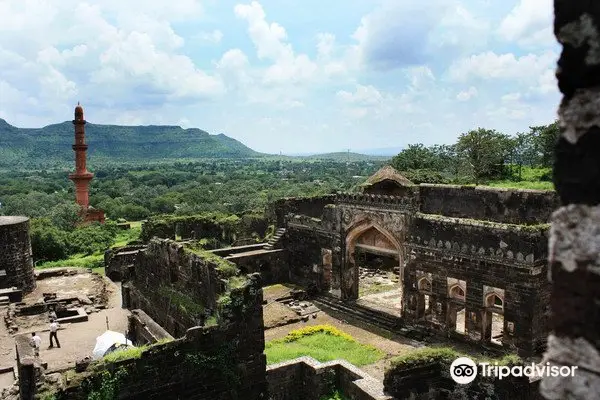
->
[43,240,268,400]
[276,185,554,356]
[0,216,35,294]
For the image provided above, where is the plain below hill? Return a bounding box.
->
[0,118,262,166]
[281,152,390,162]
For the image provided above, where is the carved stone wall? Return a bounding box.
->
[419,184,559,224]
[276,186,552,355]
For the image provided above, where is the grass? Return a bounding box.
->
[37,253,104,269]
[97,338,174,365]
[485,166,554,191]
[111,225,142,248]
[265,325,384,367]
[359,282,396,296]
[485,180,554,190]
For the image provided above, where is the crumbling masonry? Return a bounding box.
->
[273,166,558,357]
[539,1,600,399]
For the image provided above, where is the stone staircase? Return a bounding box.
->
[263,228,286,250]
[312,294,403,332]
[0,296,9,307]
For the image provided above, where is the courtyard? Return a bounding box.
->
[0,269,129,393]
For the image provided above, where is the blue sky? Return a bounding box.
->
[0,0,560,154]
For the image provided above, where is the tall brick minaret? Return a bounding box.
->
[68,103,94,209]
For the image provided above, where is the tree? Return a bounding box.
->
[529,121,560,168]
[49,202,82,231]
[30,219,69,262]
[455,128,512,184]
[390,144,440,171]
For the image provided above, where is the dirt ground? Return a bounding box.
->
[0,271,129,391]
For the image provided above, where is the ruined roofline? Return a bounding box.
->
[416,212,550,233]
[361,165,414,188]
[418,183,555,194]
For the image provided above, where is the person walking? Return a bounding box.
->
[49,319,61,348]
[30,332,41,357]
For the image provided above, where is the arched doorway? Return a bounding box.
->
[344,221,403,316]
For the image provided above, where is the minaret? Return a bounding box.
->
[68,103,94,209]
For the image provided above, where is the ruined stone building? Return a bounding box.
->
[0,216,35,296]
[271,165,558,357]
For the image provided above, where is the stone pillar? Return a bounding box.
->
[540,2,600,399]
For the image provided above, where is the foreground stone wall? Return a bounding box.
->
[0,216,35,294]
[384,359,542,399]
[14,334,41,400]
[55,274,267,400]
[267,356,391,400]
[418,184,559,225]
[540,2,600,398]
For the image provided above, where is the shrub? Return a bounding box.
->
[281,325,355,343]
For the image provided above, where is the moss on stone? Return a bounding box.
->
[416,213,550,232]
[389,347,522,370]
[183,243,240,278]
[158,286,205,317]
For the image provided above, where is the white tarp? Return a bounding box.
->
[92,330,134,360]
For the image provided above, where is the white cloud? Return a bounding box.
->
[448,51,557,82]
[234,1,318,85]
[498,0,554,48]
[0,0,564,154]
[337,85,383,106]
[457,87,478,101]
[193,30,224,45]
[351,0,491,71]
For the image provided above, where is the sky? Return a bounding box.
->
[0,0,560,154]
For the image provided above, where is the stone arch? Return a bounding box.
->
[485,292,504,310]
[344,220,403,300]
[418,277,432,292]
[449,283,465,300]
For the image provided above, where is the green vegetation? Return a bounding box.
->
[389,347,521,369]
[0,119,261,168]
[320,390,349,400]
[84,367,129,400]
[265,325,384,366]
[390,122,559,188]
[183,343,241,388]
[37,253,104,269]
[158,286,204,317]
[183,243,240,278]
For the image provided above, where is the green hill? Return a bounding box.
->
[0,118,261,167]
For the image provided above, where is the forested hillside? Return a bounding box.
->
[0,118,261,167]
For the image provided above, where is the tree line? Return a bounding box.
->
[390,121,559,184]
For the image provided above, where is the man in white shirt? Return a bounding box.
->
[49,319,61,348]
[30,332,41,357]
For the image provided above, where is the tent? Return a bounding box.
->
[92,330,134,360]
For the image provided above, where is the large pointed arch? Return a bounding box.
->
[342,219,404,300]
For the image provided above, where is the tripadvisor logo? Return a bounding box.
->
[449,356,579,385]
[450,357,478,384]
